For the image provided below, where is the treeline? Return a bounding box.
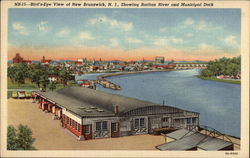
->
[8,63,74,91]
[200,56,241,78]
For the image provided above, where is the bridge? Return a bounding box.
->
[174,63,207,70]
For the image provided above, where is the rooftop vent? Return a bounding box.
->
[85,110,92,113]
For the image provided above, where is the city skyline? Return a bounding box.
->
[8,8,241,61]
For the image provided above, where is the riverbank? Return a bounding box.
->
[97,70,172,90]
[196,75,241,84]
[98,69,172,79]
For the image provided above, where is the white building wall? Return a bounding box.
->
[62,108,82,124]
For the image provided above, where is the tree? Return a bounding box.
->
[7,125,18,150]
[7,124,36,150]
[9,63,29,87]
[200,56,241,78]
[7,66,15,83]
[16,124,36,150]
[59,69,72,87]
[40,74,49,91]
[48,81,57,91]
[31,69,42,88]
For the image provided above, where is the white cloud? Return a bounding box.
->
[57,28,70,37]
[110,38,119,47]
[221,35,238,47]
[126,37,143,43]
[154,36,186,47]
[13,22,24,30]
[153,38,169,47]
[186,33,193,37]
[198,43,212,50]
[12,22,29,35]
[37,21,49,32]
[159,27,167,32]
[184,18,195,25]
[196,20,207,31]
[79,32,95,40]
[195,20,223,32]
[89,15,133,31]
[170,37,185,44]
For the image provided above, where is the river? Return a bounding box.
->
[77,69,241,137]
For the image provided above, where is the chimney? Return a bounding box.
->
[114,105,119,114]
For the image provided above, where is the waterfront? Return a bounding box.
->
[79,69,240,137]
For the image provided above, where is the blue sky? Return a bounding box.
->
[8,8,241,61]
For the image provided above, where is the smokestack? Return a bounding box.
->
[114,105,119,114]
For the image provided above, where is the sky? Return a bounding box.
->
[8,8,241,61]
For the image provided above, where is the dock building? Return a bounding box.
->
[34,87,199,140]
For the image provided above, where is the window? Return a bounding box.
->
[134,119,139,128]
[83,125,90,134]
[66,116,69,124]
[75,122,78,130]
[192,118,197,124]
[187,118,191,124]
[96,122,102,131]
[77,123,80,132]
[111,123,118,132]
[69,118,71,126]
[134,118,145,128]
[140,118,145,127]
[102,121,107,130]
[162,117,168,122]
[175,119,180,124]
[95,121,108,131]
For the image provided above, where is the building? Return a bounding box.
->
[12,53,33,64]
[41,56,52,65]
[156,129,234,151]
[155,56,165,64]
[48,74,60,83]
[34,87,199,140]
[13,53,24,63]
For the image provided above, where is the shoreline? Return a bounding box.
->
[97,70,173,90]
[98,69,172,79]
[196,75,241,84]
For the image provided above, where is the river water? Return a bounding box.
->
[77,69,241,137]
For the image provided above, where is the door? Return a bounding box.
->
[133,118,147,134]
[94,121,110,138]
[148,116,161,133]
[111,122,119,138]
[82,124,92,140]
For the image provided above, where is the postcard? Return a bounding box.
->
[1,0,249,157]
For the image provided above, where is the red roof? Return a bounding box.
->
[41,60,52,63]
[81,82,90,86]
[75,61,83,64]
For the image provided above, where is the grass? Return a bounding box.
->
[8,78,79,90]
[8,78,38,90]
[196,75,241,84]
[7,78,79,98]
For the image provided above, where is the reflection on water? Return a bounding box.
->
[80,69,241,137]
